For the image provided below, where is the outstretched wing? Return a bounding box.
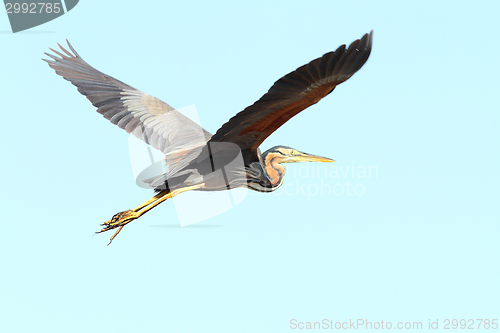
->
[43,41,212,164]
[209,31,372,151]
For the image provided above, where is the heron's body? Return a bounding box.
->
[44,32,373,243]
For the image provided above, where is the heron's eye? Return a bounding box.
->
[290,149,299,155]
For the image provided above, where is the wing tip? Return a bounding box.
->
[43,39,81,63]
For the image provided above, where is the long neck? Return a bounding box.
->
[247,151,286,192]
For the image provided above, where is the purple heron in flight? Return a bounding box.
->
[44,31,373,244]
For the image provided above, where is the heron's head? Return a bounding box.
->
[263,146,335,164]
[248,146,335,192]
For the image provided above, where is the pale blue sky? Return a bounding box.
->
[1,1,499,332]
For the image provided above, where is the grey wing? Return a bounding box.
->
[43,41,212,176]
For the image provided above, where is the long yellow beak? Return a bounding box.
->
[293,153,335,163]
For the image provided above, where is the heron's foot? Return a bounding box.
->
[99,209,140,231]
[96,210,140,244]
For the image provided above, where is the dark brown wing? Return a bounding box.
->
[209,31,372,151]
